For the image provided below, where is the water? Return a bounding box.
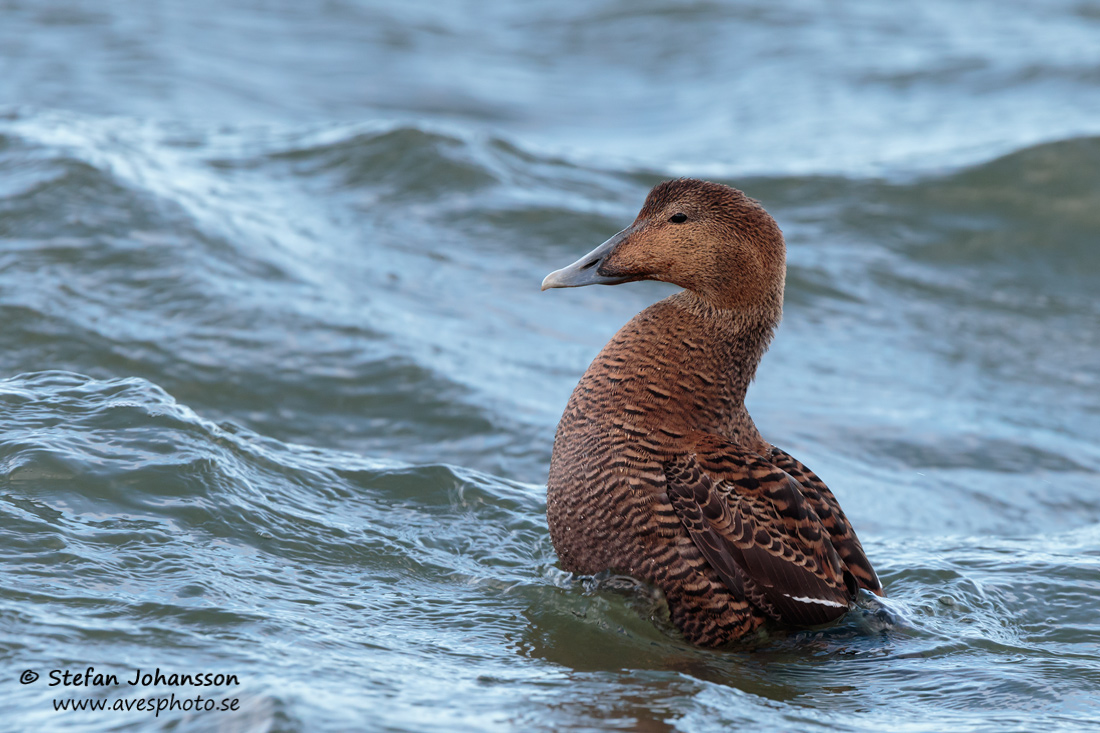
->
[1,1,1099,730]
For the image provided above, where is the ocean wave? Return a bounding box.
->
[0,371,547,576]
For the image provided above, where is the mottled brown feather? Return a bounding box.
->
[664,436,852,627]
[545,178,881,646]
[768,447,884,596]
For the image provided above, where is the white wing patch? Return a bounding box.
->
[784,594,847,608]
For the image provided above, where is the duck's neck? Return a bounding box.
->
[673,290,781,448]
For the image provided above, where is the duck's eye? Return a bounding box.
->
[669,213,687,224]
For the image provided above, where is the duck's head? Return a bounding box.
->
[542,178,785,312]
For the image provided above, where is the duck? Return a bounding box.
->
[541,178,883,647]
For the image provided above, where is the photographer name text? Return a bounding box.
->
[43,667,238,688]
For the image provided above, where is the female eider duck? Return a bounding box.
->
[541,178,883,647]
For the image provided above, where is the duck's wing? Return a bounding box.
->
[768,447,884,597]
[662,436,854,626]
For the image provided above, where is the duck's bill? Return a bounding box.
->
[541,226,636,290]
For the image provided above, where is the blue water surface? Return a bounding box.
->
[1,1,1099,731]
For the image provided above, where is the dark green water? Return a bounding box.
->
[1,2,1099,731]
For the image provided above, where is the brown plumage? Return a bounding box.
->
[542,178,883,647]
